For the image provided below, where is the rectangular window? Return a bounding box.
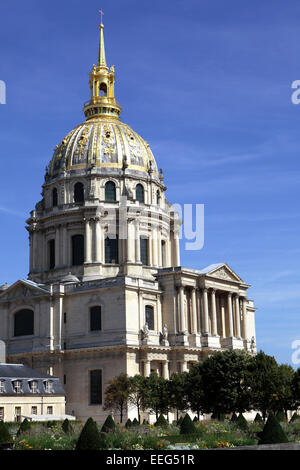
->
[0,381,4,393]
[29,381,38,393]
[31,406,37,415]
[90,370,102,405]
[15,407,21,423]
[0,407,4,421]
[140,237,148,265]
[105,237,118,264]
[90,306,101,331]
[13,381,22,393]
[49,239,55,269]
[47,406,53,415]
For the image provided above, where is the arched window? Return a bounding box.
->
[99,82,107,97]
[156,190,160,206]
[48,239,55,269]
[105,181,116,201]
[145,305,154,330]
[74,182,84,203]
[105,236,119,264]
[52,188,58,207]
[140,237,148,265]
[14,309,34,337]
[72,234,84,266]
[90,306,102,331]
[136,184,144,203]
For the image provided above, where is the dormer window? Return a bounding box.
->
[44,381,53,393]
[0,380,4,393]
[29,381,38,393]
[13,380,22,394]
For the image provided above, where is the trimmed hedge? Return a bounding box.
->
[154,414,168,428]
[76,417,102,450]
[258,412,289,445]
[180,414,197,435]
[101,415,116,433]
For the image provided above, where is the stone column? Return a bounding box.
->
[135,222,141,263]
[152,227,158,267]
[162,361,169,380]
[166,238,171,267]
[85,219,92,263]
[227,293,234,337]
[181,360,188,373]
[144,360,151,377]
[174,231,180,266]
[29,233,33,273]
[202,288,209,334]
[157,230,162,267]
[211,289,218,336]
[242,298,248,340]
[179,286,186,333]
[234,295,241,338]
[191,288,197,334]
[197,289,202,333]
[95,218,102,263]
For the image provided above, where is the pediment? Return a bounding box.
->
[207,264,244,283]
[0,280,49,301]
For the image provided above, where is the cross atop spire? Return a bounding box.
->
[99,9,104,25]
[98,9,107,67]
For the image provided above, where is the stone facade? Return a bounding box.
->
[0,19,257,423]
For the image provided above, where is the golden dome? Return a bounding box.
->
[48,117,159,179]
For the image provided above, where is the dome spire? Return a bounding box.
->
[83,12,122,120]
[98,9,107,67]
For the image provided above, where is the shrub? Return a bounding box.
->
[177,416,183,426]
[17,418,31,436]
[290,413,300,423]
[258,412,289,445]
[125,418,132,429]
[154,414,168,428]
[180,414,197,435]
[101,415,116,433]
[193,416,198,422]
[0,421,11,447]
[75,417,102,450]
[132,418,139,427]
[230,412,238,423]
[254,413,263,424]
[276,410,286,422]
[236,413,248,431]
[62,418,73,434]
[142,419,148,425]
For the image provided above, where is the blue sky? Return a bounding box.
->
[0,0,300,366]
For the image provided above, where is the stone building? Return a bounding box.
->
[0,17,257,423]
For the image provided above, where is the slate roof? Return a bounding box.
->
[0,364,65,396]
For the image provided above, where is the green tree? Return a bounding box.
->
[168,372,189,421]
[128,374,148,424]
[62,418,73,434]
[103,373,130,423]
[248,351,281,421]
[292,367,300,409]
[273,364,295,417]
[200,350,252,417]
[75,417,102,450]
[144,372,169,420]
[184,365,205,420]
